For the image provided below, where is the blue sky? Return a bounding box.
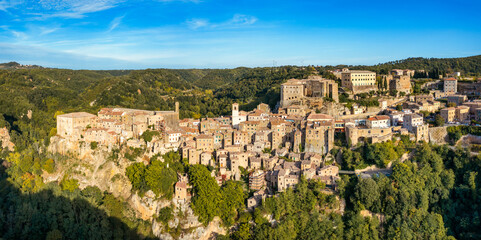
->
[0,0,480,69]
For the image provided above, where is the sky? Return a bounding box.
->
[0,0,480,69]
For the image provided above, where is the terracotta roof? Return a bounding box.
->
[176,182,187,188]
[367,115,390,121]
[58,112,96,118]
[307,113,334,121]
[195,134,214,140]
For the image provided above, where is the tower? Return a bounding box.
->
[175,102,179,113]
[232,103,245,129]
[232,103,239,117]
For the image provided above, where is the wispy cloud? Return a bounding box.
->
[0,0,22,12]
[10,30,27,39]
[28,0,124,19]
[39,27,60,35]
[186,18,209,29]
[230,14,257,25]
[186,14,258,30]
[108,15,124,32]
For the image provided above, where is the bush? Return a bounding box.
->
[42,159,55,173]
[90,141,98,150]
[157,206,173,225]
[60,176,79,192]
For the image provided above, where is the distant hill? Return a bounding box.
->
[0,61,43,69]
[346,55,481,75]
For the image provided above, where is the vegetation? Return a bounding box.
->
[125,151,180,198]
[188,164,246,226]
[350,55,481,77]
[447,126,481,144]
[341,140,409,170]
[2,57,481,239]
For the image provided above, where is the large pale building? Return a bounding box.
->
[444,78,458,95]
[341,69,377,94]
[57,112,97,138]
[280,76,338,108]
[389,75,412,95]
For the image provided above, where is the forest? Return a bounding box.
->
[1,55,481,239]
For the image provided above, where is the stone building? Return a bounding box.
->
[389,75,412,95]
[456,106,470,122]
[249,170,266,190]
[403,114,423,132]
[444,78,458,95]
[345,125,393,146]
[195,134,214,152]
[304,114,335,155]
[280,76,338,108]
[414,124,429,142]
[366,115,391,129]
[447,95,467,106]
[440,108,456,123]
[341,69,377,94]
[318,165,339,176]
[57,112,97,139]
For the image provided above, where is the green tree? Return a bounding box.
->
[352,178,380,210]
[126,162,148,194]
[189,164,222,224]
[435,114,445,126]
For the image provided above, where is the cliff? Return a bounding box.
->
[47,136,226,239]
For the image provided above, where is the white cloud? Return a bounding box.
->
[186,14,258,30]
[108,15,124,32]
[230,14,257,25]
[0,0,22,12]
[28,0,124,19]
[39,27,60,35]
[186,18,209,29]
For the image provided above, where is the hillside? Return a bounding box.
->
[0,61,43,69]
[1,55,481,239]
[2,54,481,151]
[346,55,481,75]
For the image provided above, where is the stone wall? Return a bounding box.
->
[158,111,179,130]
[429,126,448,145]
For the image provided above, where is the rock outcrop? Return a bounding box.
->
[0,127,15,151]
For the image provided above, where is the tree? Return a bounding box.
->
[189,165,222,224]
[219,181,245,226]
[145,160,177,198]
[352,178,380,210]
[126,162,148,194]
[435,114,445,127]
[141,130,159,142]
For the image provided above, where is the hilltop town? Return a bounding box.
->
[52,67,481,215]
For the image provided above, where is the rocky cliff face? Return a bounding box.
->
[0,127,15,151]
[47,136,226,239]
